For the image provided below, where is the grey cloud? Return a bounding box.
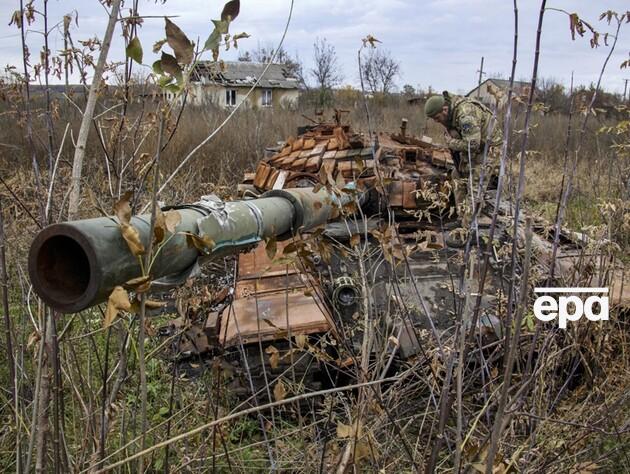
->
[0,0,627,93]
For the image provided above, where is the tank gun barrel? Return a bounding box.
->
[28,187,354,313]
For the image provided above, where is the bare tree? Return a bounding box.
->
[310,37,343,104]
[239,44,305,86]
[402,83,416,98]
[361,48,400,94]
[67,0,122,219]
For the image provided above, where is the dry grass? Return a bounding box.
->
[0,88,628,472]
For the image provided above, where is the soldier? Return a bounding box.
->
[424,91,502,211]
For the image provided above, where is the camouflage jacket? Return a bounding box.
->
[446,95,502,153]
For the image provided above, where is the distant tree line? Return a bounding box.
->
[238,38,403,107]
[236,42,626,116]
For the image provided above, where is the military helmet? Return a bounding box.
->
[424,95,446,118]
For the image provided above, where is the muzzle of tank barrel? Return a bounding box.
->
[28,209,204,313]
[28,187,359,313]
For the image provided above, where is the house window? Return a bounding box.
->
[262,89,273,107]
[226,89,237,106]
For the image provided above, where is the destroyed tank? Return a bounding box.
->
[28,114,625,407]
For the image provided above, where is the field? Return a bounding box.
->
[0,85,628,472]
[0,3,629,472]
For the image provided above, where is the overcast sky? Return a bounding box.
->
[1,0,629,94]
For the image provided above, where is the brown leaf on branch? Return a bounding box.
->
[164,210,181,233]
[154,208,166,245]
[153,38,167,53]
[125,275,151,293]
[165,18,194,65]
[337,422,353,438]
[265,237,277,260]
[265,345,280,369]
[154,209,181,245]
[120,223,145,256]
[113,192,145,256]
[221,0,240,22]
[9,10,22,29]
[350,234,360,248]
[185,233,215,254]
[161,52,183,81]
[113,191,133,225]
[362,34,381,48]
[104,286,131,328]
[273,379,286,401]
[295,334,307,349]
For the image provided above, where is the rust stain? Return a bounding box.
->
[221,241,330,347]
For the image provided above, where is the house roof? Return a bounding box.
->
[467,78,532,96]
[192,61,300,89]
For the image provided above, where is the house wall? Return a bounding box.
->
[469,81,532,109]
[190,84,299,109]
[468,82,506,108]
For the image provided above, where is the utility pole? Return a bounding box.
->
[476,56,485,99]
[624,79,628,102]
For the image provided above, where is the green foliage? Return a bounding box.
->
[125,37,143,64]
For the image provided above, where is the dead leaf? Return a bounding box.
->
[160,51,182,81]
[350,234,360,248]
[27,331,40,348]
[337,423,353,438]
[362,34,381,47]
[165,18,194,65]
[129,298,167,314]
[120,223,145,256]
[153,38,168,53]
[232,32,250,48]
[265,345,280,369]
[164,210,181,233]
[273,379,286,401]
[295,334,307,349]
[9,10,22,29]
[104,286,131,328]
[221,0,240,22]
[144,319,156,337]
[125,275,151,293]
[185,233,215,253]
[265,237,277,260]
[154,208,166,245]
[354,439,371,462]
[113,191,133,225]
[282,241,298,255]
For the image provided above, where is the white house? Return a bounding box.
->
[190,61,301,109]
